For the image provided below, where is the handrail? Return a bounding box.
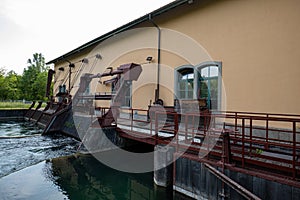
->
[115,107,300,181]
[217,110,300,118]
[204,163,262,200]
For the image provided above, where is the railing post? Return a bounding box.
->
[115,107,118,124]
[174,112,179,136]
[150,116,153,136]
[235,112,238,132]
[233,112,237,144]
[242,118,245,168]
[174,113,179,152]
[221,128,232,164]
[173,153,177,185]
[249,117,253,154]
[213,112,216,128]
[155,112,158,145]
[176,117,179,153]
[131,109,133,132]
[185,114,188,141]
[204,112,208,131]
[265,114,269,150]
[293,121,296,179]
[192,114,195,141]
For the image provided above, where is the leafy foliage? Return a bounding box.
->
[0,53,51,101]
[0,68,21,100]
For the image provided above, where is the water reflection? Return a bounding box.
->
[0,154,191,200]
[48,154,191,200]
[0,121,192,199]
[0,161,69,200]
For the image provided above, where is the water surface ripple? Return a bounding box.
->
[0,120,80,177]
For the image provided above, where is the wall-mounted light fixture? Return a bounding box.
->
[96,54,102,59]
[58,67,64,71]
[146,56,153,62]
[82,58,89,64]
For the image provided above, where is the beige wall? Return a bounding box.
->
[53,0,300,114]
[158,0,300,114]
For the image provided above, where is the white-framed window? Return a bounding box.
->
[176,67,194,99]
[175,62,222,110]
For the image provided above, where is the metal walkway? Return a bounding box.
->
[97,108,300,188]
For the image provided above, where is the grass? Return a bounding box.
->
[0,101,47,109]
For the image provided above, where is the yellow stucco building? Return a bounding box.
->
[47,0,300,115]
[42,2,300,195]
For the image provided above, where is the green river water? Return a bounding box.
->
[0,120,191,200]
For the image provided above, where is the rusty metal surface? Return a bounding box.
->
[46,69,55,98]
[114,108,300,188]
[204,163,261,200]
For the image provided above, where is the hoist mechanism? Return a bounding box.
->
[75,63,142,127]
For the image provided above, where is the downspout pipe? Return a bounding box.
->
[148,14,161,103]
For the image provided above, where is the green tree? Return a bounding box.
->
[27,53,46,72]
[5,70,21,100]
[0,67,7,100]
[31,71,48,100]
[19,53,49,101]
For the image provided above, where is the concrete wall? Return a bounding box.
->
[0,109,26,120]
[174,157,300,200]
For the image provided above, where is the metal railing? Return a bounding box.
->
[112,108,300,181]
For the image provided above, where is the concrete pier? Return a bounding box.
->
[154,145,175,187]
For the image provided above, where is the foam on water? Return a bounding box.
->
[0,120,80,177]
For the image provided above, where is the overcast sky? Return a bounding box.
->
[0,0,174,74]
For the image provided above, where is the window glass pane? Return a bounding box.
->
[210,66,219,77]
[187,80,193,90]
[199,81,209,98]
[201,67,209,78]
[187,91,193,99]
[179,80,186,90]
[187,73,194,80]
[177,67,194,99]
[198,64,220,110]
[210,78,218,97]
[182,74,188,80]
[179,91,185,99]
